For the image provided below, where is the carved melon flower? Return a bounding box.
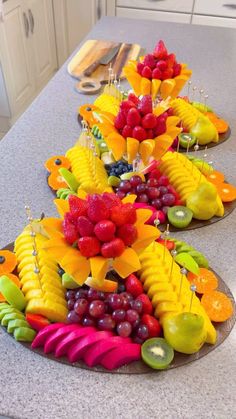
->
[41,192,160,286]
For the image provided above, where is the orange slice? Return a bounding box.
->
[216,182,236,202]
[206,170,225,185]
[187,268,218,294]
[48,170,68,191]
[45,156,70,173]
[201,291,234,322]
[0,250,17,274]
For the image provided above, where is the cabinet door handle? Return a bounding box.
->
[223,4,236,9]
[23,12,29,38]
[97,0,102,20]
[28,9,34,33]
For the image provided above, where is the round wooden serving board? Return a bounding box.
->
[1,241,235,374]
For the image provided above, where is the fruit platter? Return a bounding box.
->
[0,194,235,373]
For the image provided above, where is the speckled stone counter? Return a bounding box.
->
[0,17,235,419]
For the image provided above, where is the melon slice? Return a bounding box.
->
[90,256,108,284]
[106,132,126,161]
[113,248,141,278]
[31,323,65,348]
[126,137,139,164]
[84,336,131,367]
[55,326,96,358]
[101,343,141,370]
[43,324,81,354]
[67,330,113,363]
[132,225,160,253]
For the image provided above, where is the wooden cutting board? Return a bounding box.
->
[67,39,141,81]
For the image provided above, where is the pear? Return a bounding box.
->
[163,312,207,354]
[186,183,218,220]
[190,115,218,145]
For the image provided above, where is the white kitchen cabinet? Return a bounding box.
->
[0,0,57,129]
[116,7,191,23]
[27,0,57,91]
[0,0,34,119]
[194,0,236,19]
[116,0,193,13]
[192,14,236,29]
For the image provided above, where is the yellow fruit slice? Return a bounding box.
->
[151,79,161,99]
[90,256,108,284]
[53,199,69,217]
[171,75,189,97]
[152,134,173,160]
[140,77,151,95]
[42,238,70,261]
[126,137,139,164]
[132,225,160,253]
[106,132,126,161]
[160,79,176,99]
[122,194,137,204]
[59,248,90,286]
[135,209,153,225]
[139,140,155,165]
[113,248,141,278]
[155,301,182,318]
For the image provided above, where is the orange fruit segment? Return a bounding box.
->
[44,156,71,173]
[206,170,225,185]
[205,112,229,134]
[0,250,17,274]
[201,291,234,322]
[48,170,68,191]
[187,268,218,294]
[216,182,236,202]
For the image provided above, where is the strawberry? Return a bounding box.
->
[94,220,116,242]
[132,126,147,142]
[156,60,168,72]
[137,62,144,75]
[157,238,175,251]
[120,100,136,115]
[167,107,174,116]
[153,40,168,60]
[161,68,174,80]
[101,193,121,209]
[87,194,110,222]
[152,67,162,80]
[101,238,125,258]
[122,124,133,138]
[78,236,101,257]
[63,219,78,244]
[114,111,126,130]
[77,216,94,237]
[136,294,153,315]
[63,211,77,226]
[128,93,139,105]
[166,53,176,68]
[141,314,162,337]
[126,108,141,127]
[146,129,154,139]
[143,54,156,70]
[155,209,166,224]
[141,113,156,129]
[148,168,162,180]
[138,95,152,115]
[173,63,181,77]
[141,66,152,79]
[117,224,137,246]
[154,116,166,136]
[111,203,137,226]
[68,195,88,217]
[125,274,143,298]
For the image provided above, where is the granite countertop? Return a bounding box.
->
[0,16,235,419]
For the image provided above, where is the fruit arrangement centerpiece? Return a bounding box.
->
[0,211,234,371]
[123,40,192,100]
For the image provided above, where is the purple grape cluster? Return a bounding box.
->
[65,287,149,342]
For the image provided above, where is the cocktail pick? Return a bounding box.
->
[133,153,141,172]
[162,224,170,263]
[178,267,187,300]
[186,135,192,155]
[169,248,177,279]
[189,284,197,312]
[187,80,192,98]
[204,94,209,113]
[24,206,42,285]
[199,146,208,184]
[192,86,197,102]
[81,119,88,132]
[176,136,180,157]
[199,89,204,103]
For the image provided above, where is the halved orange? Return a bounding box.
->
[216,182,236,202]
[201,290,234,322]
[187,268,218,294]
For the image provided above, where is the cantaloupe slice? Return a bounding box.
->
[151,79,161,99]
[127,137,139,164]
[53,199,69,217]
[89,256,108,284]
[132,225,160,253]
[135,208,153,225]
[59,248,90,286]
[113,248,141,278]
[106,132,126,161]
[160,79,176,100]
[152,134,173,160]
[139,140,155,165]
[140,77,151,95]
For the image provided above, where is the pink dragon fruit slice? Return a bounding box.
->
[101,343,141,370]
[55,326,96,358]
[31,323,65,349]
[84,336,131,367]
[67,330,113,363]
[43,324,81,354]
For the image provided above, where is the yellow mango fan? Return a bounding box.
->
[40,193,160,287]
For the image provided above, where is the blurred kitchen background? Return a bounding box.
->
[0,0,236,139]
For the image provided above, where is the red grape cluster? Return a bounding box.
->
[65,285,160,344]
[115,173,180,225]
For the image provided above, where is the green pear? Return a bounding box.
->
[163,312,207,354]
[190,115,218,145]
[62,273,79,289]
[186,183,218,220]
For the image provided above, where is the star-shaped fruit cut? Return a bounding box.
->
[40,193,160,287]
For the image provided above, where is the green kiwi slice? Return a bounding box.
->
[141,338,174,370]
[167,206,193,228]
[178,133,196,149]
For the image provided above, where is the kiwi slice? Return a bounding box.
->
[141,338,174,370]
[179,133,196,149]
[167,206,193,228]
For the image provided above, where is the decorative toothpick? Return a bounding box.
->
[204,94,209,113]
[169,248,177,279]
[192,86,197,102]
[133,153,141,172]
[199,146,208,184]
[24,206,42,285]
[176,136,180,157]
[178,267,187,300]
[189,284,197,312]
[162,224,170,262]
[199,89,204,103]
[187,80,192,98]
[186,135,192,155]
[81,119,88,132]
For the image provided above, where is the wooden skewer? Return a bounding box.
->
[24,206,42,286]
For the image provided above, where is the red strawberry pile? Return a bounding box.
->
[137,40,182,80]
[114,93,173,142]
[62,193,138,258]
[66,273,162,344]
